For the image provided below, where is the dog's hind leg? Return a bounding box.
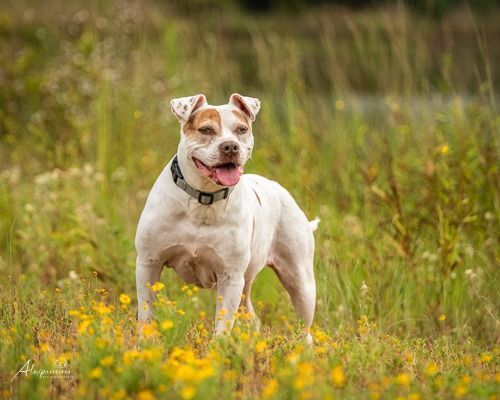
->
[269,228,316,344]
[271,262,316,344]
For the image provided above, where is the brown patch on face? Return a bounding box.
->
[183,108,221,137]
[232,110,251,128]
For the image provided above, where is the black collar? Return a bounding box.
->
[170,156,233,205]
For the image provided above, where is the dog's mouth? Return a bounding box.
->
[193,158,244,187]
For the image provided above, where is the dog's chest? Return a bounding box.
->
[163,244,226,288]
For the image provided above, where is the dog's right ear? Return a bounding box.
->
[170,94,207,123]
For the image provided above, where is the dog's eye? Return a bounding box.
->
[198,126,214,135]
[235,125,248,134]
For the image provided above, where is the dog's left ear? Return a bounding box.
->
[229,93,261,122]
[170,94,207,123]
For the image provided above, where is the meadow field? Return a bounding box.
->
[0,1,499,399]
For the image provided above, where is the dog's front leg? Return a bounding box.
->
[214,273,245,336]
[136,255,163,324]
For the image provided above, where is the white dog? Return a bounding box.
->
[135,93,318,342]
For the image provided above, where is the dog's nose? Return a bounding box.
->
[220,141,240,156]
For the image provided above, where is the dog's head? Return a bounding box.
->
[171,93,260,187]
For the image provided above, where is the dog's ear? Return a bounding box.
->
[170,94,207,123]
[229,93,261,122]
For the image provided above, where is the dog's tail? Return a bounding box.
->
[309,217,320,232]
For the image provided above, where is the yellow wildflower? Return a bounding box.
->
[161,320,174,330]
[119,294,131,306]
[101,316,113,326]
[176,365,196,381]
[39,343,50,353]
[299,391,313,400]
[142,349,159,362]
[89,367,102,379]
[141,322,159,338]
[440,144,449,155]
[395,373,411,387]
[404,352,414,363]
[95,338,109,349]
[293,362,314,390]
[424,362,439,376]
[123,350,141,366]
[196,363,215,381]
[78,319,92,334]
[262,378,278,398]
[314,329,329,344]
[480,353,492,363]
[68,309,81,317]
[439,314,446,321]
[180,386,196,400]
[137,390,155,400]
[255,340,267,353]
[112,389,127,400]
[150,282,165,292]
[100,356,114,367]
[331,366,345,387]
[454,384,468,397]
[223,369,238,381]
[94,302,113,315]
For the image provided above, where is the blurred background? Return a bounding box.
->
[0,0,498,341]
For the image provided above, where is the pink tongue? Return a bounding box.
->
[215,165,243,186]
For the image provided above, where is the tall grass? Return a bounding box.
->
[0,1,498,398]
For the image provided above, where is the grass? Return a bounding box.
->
[0,1,499,399]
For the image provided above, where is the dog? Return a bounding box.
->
[135,93,318,342]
